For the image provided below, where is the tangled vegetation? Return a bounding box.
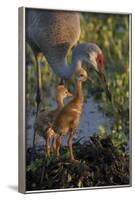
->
[26,12,130,191]
[80,13,130,153]
[26,134,129,191]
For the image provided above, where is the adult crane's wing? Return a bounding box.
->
[26,9,80,60]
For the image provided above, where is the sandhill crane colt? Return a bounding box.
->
[50,68,92,161]
[36,85,72,157]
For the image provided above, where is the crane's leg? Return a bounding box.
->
[59,79,64,85]
[40,136,50,185]
[67,133,75,161]
[35,52,44,107]
[31,52,44,161]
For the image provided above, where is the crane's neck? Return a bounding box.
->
[47,54,82,79]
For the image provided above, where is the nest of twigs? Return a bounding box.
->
[26,135,130,191]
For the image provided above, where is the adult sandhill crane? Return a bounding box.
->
[26,9,111,105]
[26,9,112,160]
[36,84,72,157]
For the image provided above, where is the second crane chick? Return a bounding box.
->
[36,84,72,157]
[52,68,92,160]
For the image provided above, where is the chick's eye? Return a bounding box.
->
[80,74,84,77]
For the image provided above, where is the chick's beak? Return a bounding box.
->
[67,91,73,97]
[98,70,112,102]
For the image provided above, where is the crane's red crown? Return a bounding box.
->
[96,53,104,70]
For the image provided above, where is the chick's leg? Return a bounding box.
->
[45,127,55,157]
[67,133,75,160]
[51,136,56,153]
[46,136,51,158]
[56,135,62,157]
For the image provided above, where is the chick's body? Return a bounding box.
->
[36,85,72,139]
[54,97,83,135]
[51,68,90,160]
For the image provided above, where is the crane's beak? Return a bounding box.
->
[87,74,93,83]
[97,70,112,102]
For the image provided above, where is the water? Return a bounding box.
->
[26,96,112,149]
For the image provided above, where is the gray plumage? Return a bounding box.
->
[26,10,80,51]
[26,9,80,77]
[26,8,112,103]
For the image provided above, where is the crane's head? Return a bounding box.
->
[81,43,112,101]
